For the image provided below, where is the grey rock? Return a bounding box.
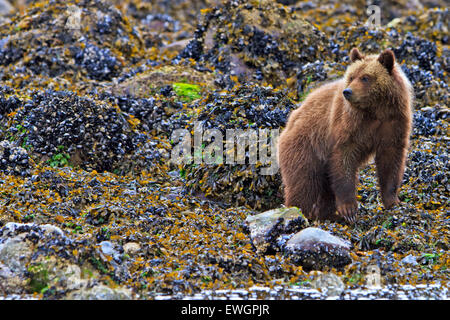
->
[0,263,24,295]
[0,0,13,16]
[59,264,85,291]
[66,284,132,300]
[100,241,115,256]
[99,241,123,262]
[40,224,65,236]
[401,254,418,265]
[285,227,352,270]
[0,233,33,274]
[245,207,309,254]
[311,272,345,297]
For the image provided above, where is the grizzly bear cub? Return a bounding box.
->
[278,48,413,223]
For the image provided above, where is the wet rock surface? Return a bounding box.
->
[177,0,329,89]
[0,0,448,300]
[183,85,295,209]
[246,207,309,254]
[285,227,352,270]
[0,222,132,298]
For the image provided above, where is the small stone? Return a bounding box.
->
[123,242,141,256]
[63,264,84,291]
[99,241,115,256]
[0,263,24,295]
[401,254,418,265]
[311,272,345,297]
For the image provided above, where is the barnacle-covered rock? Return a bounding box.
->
[245,207,309,254]
[177,0,329,88]
[0,222,136,298]
[0,140,30,176]
[110,0,221,37]
[109,65,216,99]
[284,227,352,270]
[393,8,449,44]
[183,84,295,209]
[0,0,144,91]
[5,90,135,172]
[0,88,167,175]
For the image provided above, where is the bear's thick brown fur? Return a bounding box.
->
[278,48,413,223]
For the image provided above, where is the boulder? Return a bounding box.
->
[246,207,308,254]
[285,227,352,270]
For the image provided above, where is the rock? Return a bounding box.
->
[123,242,141,256]
[100,241,115,256]
[66,284,132,300]
[110,65,215,99]
[183,84,296,210]
[40,224,65,236]
[177,0,329,88]
[0,140,31,176]
[0,0,145,91]
[1,89,164,175]
[0,0,13,16]
[311,272,345,297]
[0,231,33,274]
[246,207,309,254]
[62,264,84,291]
[99,241,122,262]
[402,254,418,266]
[162,38,193,53]
[0,263,24,295]
[285,227,352,270]
[0,222,123,298]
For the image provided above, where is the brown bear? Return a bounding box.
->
[278,48,413,223]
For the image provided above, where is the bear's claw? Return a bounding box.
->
[337,201,358,224]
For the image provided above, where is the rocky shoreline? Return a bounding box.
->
[0,0,448,299]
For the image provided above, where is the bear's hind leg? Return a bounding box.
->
[314,175,339,221]
[283,164,326,220]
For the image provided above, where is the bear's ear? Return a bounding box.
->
[350,48,364,62]
[378,49,395,73]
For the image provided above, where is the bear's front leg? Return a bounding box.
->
[329,148,359,223]
[375,121,410,209]
[375,144,408,209]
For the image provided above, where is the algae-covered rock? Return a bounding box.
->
[0,222,131,298]
[66,284,132,300]
[178,0,329,88]
[245,207,308,254]
[183,84,295,209]
[285,227,352,270]
[109,65,216,99]
[0,0,144,91]
[311,272,345,297]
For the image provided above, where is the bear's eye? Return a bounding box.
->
[349,76,354,82]
[361,76,369,83]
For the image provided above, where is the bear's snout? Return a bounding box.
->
[343,88,352,100]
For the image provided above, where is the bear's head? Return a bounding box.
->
[343,48,397,110]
